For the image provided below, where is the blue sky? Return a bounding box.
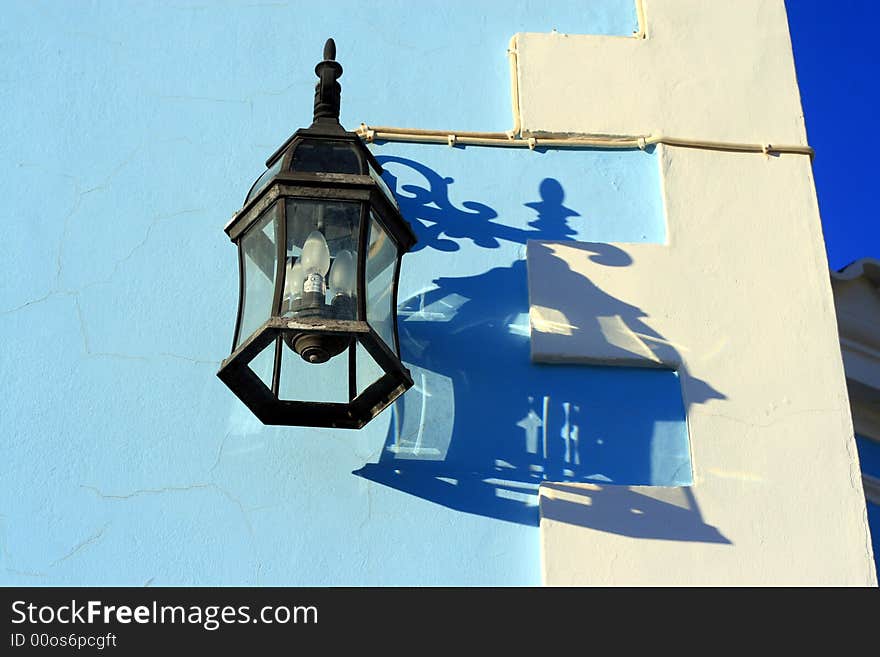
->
[786,0,879,270]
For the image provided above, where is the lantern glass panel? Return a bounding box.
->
[366,213,399,352]
[248,338,277,390]
[368,164,399,210]
[356,341,386,396]
[237,203,280,347]
[291,138,362,174]
[282,199,361,320]
[278,341,350,402]
[245,158,282,204]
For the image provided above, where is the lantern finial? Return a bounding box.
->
[312,37,343,128]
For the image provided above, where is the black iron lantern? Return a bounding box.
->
[218,39,417,429]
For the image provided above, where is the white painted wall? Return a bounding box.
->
[517,0,806,145]
[522,0,877,585]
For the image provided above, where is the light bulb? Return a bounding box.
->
[284,259,304,300]
[301,230,330,276]
[300,230,330,297]
[329,249,355,297]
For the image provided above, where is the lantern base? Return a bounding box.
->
[291,292,326,317]
[284,332,351,364]
[287,294,354,320]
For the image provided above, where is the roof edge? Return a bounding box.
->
[832,258,880,285]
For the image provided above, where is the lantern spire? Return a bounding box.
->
[312,37,344,129]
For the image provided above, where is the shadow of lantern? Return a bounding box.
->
[354,155,727,544]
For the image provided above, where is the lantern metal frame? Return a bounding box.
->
[217,39,417,429]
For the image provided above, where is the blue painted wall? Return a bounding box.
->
[855,435,880,576]
[0,1,690,586]
[856,435,880,480]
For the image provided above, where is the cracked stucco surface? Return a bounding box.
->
[0,0,641,586]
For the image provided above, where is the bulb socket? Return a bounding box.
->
[286,332,351,363]
[330,293,355,320]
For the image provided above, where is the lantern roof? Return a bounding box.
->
[243,126,386,206]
